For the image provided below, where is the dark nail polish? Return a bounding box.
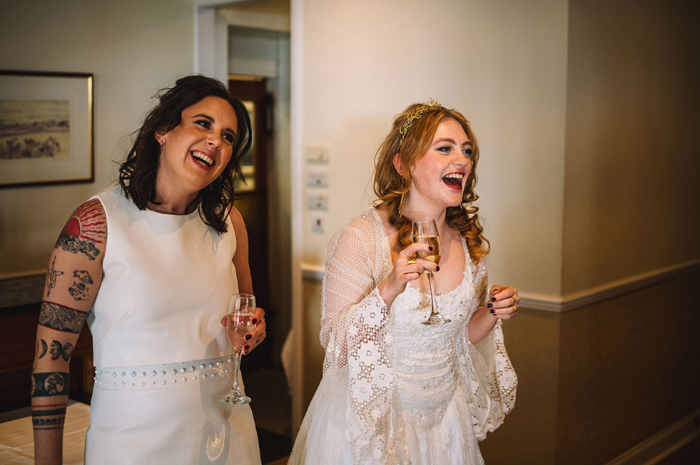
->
[429,246,433,251]
[490,297,496,302]
[243,345,250,352]
[436,266,440,272]
[251,319,258,325]
[487,303,492,308]
[244,334,252,341]
[490,309,495,314]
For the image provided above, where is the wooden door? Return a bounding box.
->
[228,78,272,369]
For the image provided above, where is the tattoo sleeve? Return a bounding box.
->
[37,339,48,359]
[68,270,94,301]
[45,256,64,297]
[38,302,88,334]
[31,372,70,397]
[54,200,105,260]
[49,340,63,360]
[62,342,75,361]
[31,404,67,430]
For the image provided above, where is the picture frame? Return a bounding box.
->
[0,71,94,187]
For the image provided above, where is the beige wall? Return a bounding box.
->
[0,0,194,275]
[562,0,700,295]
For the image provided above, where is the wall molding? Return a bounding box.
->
[605,409,700,465]
[301,258,700,313]
[301,263,324,281]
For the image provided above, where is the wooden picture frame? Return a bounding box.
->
[0,71,94,187]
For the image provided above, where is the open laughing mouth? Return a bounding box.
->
[191,151,215,168]
[442,172,464,190]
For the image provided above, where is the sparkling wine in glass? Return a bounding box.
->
[220,293,257,404]
[412,220,451,325]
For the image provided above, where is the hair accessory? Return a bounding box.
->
[399,98,441,146]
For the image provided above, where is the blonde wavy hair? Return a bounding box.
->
[373,102,489,262]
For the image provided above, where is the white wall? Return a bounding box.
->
[300,0,569,297]
[0,0,194,275]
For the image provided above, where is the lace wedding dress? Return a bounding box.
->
[290,209,517,465]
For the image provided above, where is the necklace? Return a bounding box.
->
[148,201,187,215]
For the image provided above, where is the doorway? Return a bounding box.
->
[227,21,293,465]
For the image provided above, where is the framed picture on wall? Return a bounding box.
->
[0,71,93,187]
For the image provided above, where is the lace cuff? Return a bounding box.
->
[346,287,409,464]
[459,319,517,440]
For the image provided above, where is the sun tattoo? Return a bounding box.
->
[55,200,106,261]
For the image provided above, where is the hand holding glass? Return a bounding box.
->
[221,293,257,404]
[412,220,450,325]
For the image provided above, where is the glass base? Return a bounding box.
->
[422,314,451,325]
[220,391,251,404]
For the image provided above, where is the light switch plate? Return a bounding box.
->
[310,213,325,233]
[306,191,328,211]
[307,168,329,188]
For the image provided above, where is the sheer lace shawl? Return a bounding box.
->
[290,209,516,464]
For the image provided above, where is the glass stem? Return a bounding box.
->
[231,349,243,394]
[427,271,438,317]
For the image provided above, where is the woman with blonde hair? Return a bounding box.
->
[290,101,518,464]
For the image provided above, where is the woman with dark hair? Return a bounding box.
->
[31,75,265,465]
[290,101,518,464]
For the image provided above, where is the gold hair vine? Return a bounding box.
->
[399,98,440,146]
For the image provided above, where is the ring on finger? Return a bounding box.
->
[407,256,416,264]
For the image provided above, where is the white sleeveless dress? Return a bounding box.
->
[84,186,261,465]
[290,209,516,465]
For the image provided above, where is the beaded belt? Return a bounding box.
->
[93,354,235,390]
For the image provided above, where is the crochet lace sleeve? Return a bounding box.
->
[319,219,407,464]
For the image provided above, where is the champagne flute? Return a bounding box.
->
[220,293,257,404]
[412,220,451,325]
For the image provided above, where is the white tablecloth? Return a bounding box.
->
[0,402,90,464]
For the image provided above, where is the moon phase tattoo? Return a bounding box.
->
[68,270,94,301]
[46,256,64,297]
[54,200,106,261]
[37,339,48,359]
[62,343,74,361]
[49,340,63,360]
[38,302,88,334]
[31,372,70,397]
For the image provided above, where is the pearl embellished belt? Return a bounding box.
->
[93,354,235,390]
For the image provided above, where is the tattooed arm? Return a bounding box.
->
[32,199,106,465]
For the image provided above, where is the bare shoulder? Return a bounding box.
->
[54,198,107,262]
[229,205,245,235]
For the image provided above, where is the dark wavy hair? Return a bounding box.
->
[118,75,252,233]
[373,102,489,262]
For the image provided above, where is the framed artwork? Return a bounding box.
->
[0,71,94,187]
